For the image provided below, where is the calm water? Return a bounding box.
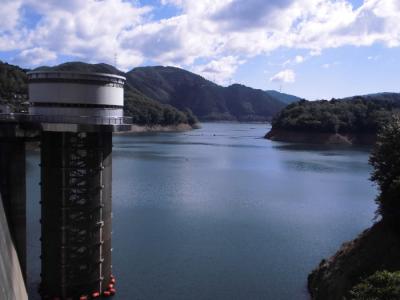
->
[26,123,377,300]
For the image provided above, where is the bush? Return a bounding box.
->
[349,270,400,300]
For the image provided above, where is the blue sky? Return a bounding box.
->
[0,0,399,99]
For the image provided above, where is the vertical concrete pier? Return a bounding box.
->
[26,71,129,299]
[0,71,129,299]
[40,131,113,297]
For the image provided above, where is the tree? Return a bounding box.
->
[349,270,400,300]
[369,115,400,229]
[183,108,198,126]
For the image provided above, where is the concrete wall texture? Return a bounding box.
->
[0,194,27,300]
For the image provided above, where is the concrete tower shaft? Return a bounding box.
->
[24,71,129,299]
[40,131,112,298]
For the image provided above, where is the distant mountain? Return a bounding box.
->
[265,90,301,104]
[36,61,122,75]
[36,62,200,126]
[125,66,290,121]
[345,92,400,103]
[0,61,301,124]
[37,63,296,121]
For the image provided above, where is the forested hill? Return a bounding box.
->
[265,90,300,104]
[269,95,400,134]
[35,62,198,126]
[1,61,198,126]
[126,66,298,121]
[0,61,299,124]
[0,61,29,111]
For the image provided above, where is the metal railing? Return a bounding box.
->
[0,113,132,126]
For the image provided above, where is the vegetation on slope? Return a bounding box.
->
[370,115,400,228]
[37,62,199,126]
[0,61,198,126]
[349,270,400,300]
[0,61,28,111]
[38,63,301,123]
[38,63,296,122]
[126,66,290,121]
[1,61,299,123]
[308,116,400,300]
[271,96,400,134]
[265,90,300,104]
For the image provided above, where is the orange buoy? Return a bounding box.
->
[110,278,116,284]
[92,291,100,298]
[108,283,114,289]
[103,290,111,297]
[79,296,88,300]
[110,288,116,295]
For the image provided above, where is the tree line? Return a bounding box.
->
[271,96,400,134]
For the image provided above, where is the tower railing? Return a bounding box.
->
[0,113,132,126]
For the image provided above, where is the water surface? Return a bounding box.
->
[27,122,377,299]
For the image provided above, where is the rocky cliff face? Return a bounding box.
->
[308,221,400,300]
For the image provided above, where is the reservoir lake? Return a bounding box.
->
[26,122,377,299]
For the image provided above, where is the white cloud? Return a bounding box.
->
[0,0,23,32]
[294,55,304,63]
[160,0,184,6]
[283,55,305,66]
[1,0,399,75]
[192,56,243,85]
[12,47,57,66]
[270,69,296,83]
[2,0,151,68]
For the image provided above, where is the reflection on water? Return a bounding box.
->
[26,122,377,300]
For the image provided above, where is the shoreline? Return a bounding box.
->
[114,123,200,134]
[308,221,400,300]
[25,124,200,150]
[265,128,376,145]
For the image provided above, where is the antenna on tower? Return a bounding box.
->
[114,52,118,69]
[279,84,282,93]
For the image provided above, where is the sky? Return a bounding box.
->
[0,0,399,99]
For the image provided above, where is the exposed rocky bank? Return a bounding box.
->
[308,221,400,300]
[265,128,376,145]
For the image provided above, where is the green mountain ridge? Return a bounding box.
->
[0,61,301,124]
[125,66,296,121]
[264,90,301,104]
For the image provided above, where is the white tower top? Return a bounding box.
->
[27,71,128,126]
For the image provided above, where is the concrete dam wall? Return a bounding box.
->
[0,194,27,300]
